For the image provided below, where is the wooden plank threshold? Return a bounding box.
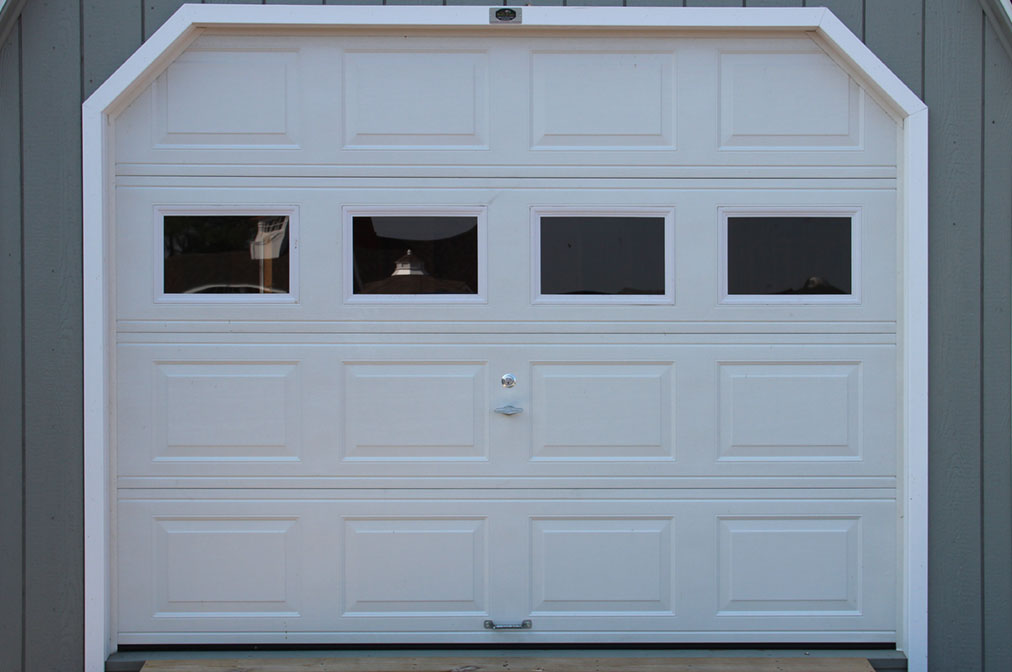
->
[141,656,876,672]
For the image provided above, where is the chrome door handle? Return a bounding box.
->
[494,404,523,416]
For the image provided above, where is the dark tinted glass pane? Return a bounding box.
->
[540,216,665,296]
[353,216,478,295]
[727,217,851,295]
[164,215,290,294]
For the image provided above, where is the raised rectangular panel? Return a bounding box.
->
[343,363,488,460]
[154,50,299,147]
[344,51,489,148]
[531,518,673,613]
[153,362,301,462]
[719,363,860,460]
[717,516,860,614]
[153,517,300,616]
[342,518,487,614]
[531,51,675,149]
[719,52,860,148]
[531,363,674,460]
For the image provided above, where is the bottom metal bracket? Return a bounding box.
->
[483,619,532,630]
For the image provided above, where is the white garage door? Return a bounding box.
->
[112,30,900,645]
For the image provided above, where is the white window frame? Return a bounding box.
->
[342,205,487,304]
[154,204,300,304]
[718,206,861,305]
[531,206,675,305]
[82,6,929,671]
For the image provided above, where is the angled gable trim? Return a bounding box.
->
[815,9,927,118]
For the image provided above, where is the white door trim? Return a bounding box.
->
[82,6,928,671]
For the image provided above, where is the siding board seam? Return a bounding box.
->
[79,1,84,104]
[978,10,987,667]
[979,17,1011,667]
[17,14,25,672]
[862,0,866,45]
[921,0,926,97]
[979,12,1012,671]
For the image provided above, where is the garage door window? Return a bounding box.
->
[159,209,297,301]
[720,208,860,304]
[533,208,675,304]
[346,208,485,302]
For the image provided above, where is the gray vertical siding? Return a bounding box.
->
[0,20,23,672]
[83,1,142,100]
[748,0,803,8]
[19,0,84,668]
[144,1,189,40]
[865,0,923,98]
[0,1,1009,671]
[981,17,1012,672]
[809,0,863,39]
[924,0,985,667]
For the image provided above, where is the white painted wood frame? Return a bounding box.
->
[82,6,928,672]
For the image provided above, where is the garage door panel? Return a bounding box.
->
[114,35,317,163]
[342,362,489,462]
[117,344,340,477]
[113,186,897,324]
[719,51,860,149]
[512,344,894,478]
[531,50,675,149]
[718,362,860,461]
[342,517,488,615]
[703,347,894,476]
[155,49,301,149]
[717,516,860,615]
[530,363,675,461]
[710,347,896,475]
[118,343,894,479]
[154,362,301,462]
[516,499,895,635]
[530,517,675,614]
[344,50,489,149]
[114,34,898,170]
[118,496,895,641]
[117,500,339,635]
[153,517,302,617]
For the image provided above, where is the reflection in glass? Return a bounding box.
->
[540,216,665,295]
[163,215,290,294]
[727,216,851,295]
[352,216,478,295]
